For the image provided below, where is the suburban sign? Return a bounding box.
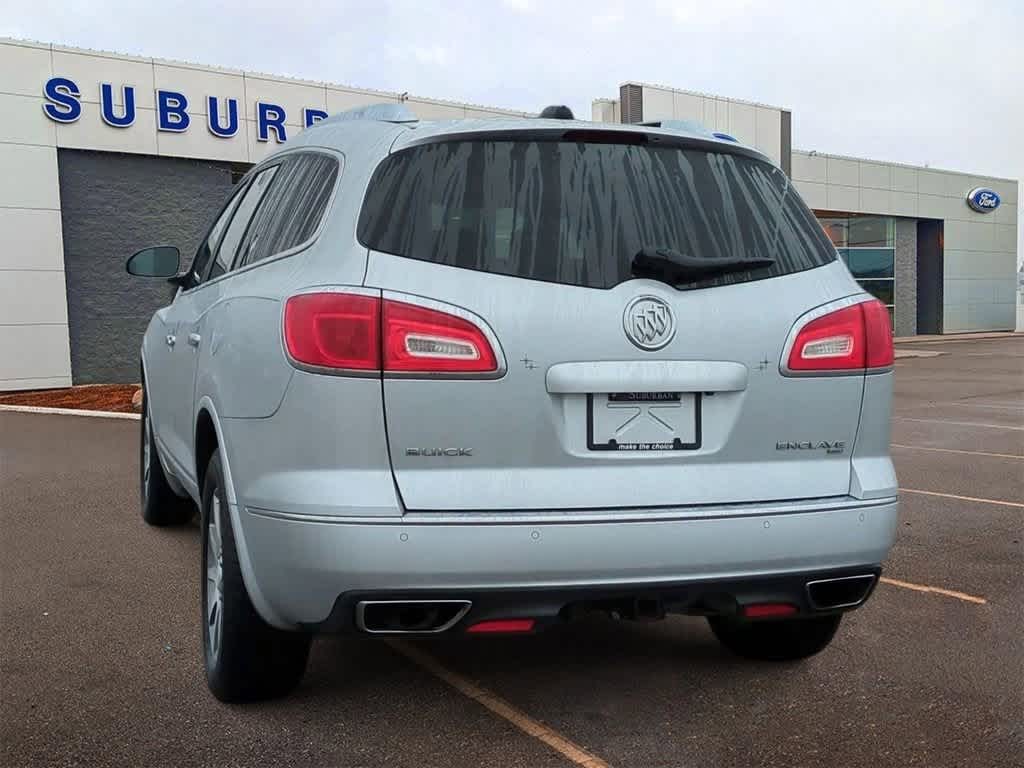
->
[41,76,327,142]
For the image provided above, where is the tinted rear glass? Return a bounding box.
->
[358,139,836,290]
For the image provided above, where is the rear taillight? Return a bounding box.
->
[383,300,497,373]
[786,299,893,373]
[284,292,498,375]
[284,293,381,370]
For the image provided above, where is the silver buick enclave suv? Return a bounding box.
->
[127,104,897,702]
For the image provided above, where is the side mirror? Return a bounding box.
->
[126,246,181,278]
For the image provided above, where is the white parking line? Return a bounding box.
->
[900,488,1024,509]
[893,416,1024,431]
[891,444,1023,461]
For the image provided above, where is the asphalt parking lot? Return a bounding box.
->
[1,337,1021,768]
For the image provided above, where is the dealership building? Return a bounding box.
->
[0,38,1019,391]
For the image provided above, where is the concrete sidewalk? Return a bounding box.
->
[894,331,1022,344]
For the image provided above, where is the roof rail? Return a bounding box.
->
[316,103,419,127]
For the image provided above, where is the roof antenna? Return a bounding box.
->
[539,105,575,120]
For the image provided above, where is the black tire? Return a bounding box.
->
[140,387,193,526]
[201,452,311,702]
[708,613,842,661]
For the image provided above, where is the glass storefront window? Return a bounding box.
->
[815,213,896,334]
[848,216,894,247]
[838,248,894,279]
[858,280,894,306]
[819,217,849,248]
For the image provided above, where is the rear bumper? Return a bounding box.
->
[236,496,898,629]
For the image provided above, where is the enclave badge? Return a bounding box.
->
[776,440,845,454]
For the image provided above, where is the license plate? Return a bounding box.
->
[587,392,701,451]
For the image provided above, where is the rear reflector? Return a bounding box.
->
[741,603,798,619]
[284,292,498,375]
[787,299,893,373]
[466,618,536,634]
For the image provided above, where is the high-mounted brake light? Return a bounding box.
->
[786,299,893,373]
[284,292,498,375]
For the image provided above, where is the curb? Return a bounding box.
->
[0,404,140,421]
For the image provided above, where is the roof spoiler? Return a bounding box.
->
[316,103,419,127]
[639,119,738,142]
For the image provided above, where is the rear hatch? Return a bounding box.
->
[360,129,867,512]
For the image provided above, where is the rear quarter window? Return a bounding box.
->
[357,139,836,291]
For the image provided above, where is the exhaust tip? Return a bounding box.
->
[806,574,877,610]
[355,600,471,634]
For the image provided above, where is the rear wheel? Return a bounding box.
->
[708,613,842,661]
[140,387,192,526]
[201,452,311,702]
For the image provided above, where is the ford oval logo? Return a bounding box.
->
[966,187,1001,213]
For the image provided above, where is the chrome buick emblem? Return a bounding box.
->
[623,296,676,351]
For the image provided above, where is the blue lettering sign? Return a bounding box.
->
[100,83,136,128]
[42,77,82,123]
[207,96,239,138]
[42,77,343,143]
[303,108,328,128]
[156,90,190,132]
[257,102,287,142]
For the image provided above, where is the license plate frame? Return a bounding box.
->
[587,392,702,452]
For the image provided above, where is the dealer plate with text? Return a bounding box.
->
[587,392,701,451]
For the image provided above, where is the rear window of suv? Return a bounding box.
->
[357,138,836,291]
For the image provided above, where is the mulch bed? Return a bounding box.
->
[0,384,140,413]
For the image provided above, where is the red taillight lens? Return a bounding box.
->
[383,300,497,373]
[861,299,894,368]
[741,603,798,619]
[466,618,536,634]
[787,300,893,373]
[284,293,380,370]
[284,292,498,375]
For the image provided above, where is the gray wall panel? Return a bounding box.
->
[57,150,238,383]
[894,218,918,337]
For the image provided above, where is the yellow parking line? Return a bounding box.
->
[891,443,1023,460]
[879,577,987,605]
[900,487,1024,509]
[387,639,611,768]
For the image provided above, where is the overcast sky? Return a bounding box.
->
[3,0,1021,258]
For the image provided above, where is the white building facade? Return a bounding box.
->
[595,83,1019,340]
[0,40,1019,391]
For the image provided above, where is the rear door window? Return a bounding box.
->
[358,139,836,290]
[207,164,278,281]
[235,153,340,270]
[187,191,242,289]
